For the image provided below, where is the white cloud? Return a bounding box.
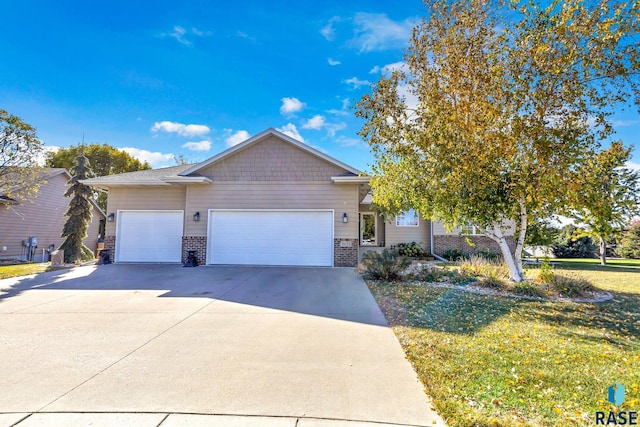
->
[151,121,210,137]
[337,136,363,147]
[279,97,306,115]
[382,61,408,74]
[369,65,381,74]
[320,17,339,41]
[341,98,350,110]
[327,58,341,66]
[236,31,257,41]
[122,147,175,168]
[35,145,61,166]
[162,25,210,46]
[626,160,640,172]
[326,109,349,116]
[225,130,251,147]
[613,119,640,127]
[343,77,371,89]
[349,13,415,53]
[326,122,347,137]
[182,140,212,151]
[277,123,304,142]
[302,115,326,130]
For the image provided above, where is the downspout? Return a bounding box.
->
[430,219,448,262]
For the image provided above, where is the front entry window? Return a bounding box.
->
[360,213,377,246]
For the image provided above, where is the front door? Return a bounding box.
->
[360,212,377,246]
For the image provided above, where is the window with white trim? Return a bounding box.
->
[460,222,483,235]
[396,209,419,227]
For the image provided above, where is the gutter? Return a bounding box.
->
[430,220,448,262]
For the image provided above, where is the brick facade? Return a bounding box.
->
[433,235,516,257]
[102,235,116,262]
[334,238,358,267]
[182,236,207,265]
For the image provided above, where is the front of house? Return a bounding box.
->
[83,129,513,267]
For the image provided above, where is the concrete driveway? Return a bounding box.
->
[0,265,445,426]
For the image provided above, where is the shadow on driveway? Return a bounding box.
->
[0,264,388,326]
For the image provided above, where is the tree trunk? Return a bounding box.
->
[482,223,524,282]
[599,234,607,266]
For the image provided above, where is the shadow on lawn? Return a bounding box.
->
[374,283,640,343]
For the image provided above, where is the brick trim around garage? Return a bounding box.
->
[182,236,207,266]
[334,238,358,267]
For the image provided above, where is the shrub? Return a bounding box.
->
[459,255,509,278]
[413,265,450,282]
[510,282,548,298]
[442,248,465,261]
[475,271,507,290]
[552,236,597,258]
[361,249,411,281]
[395,242,428,258]
[618,222,640,259]
[537,257,554,284]
[473,248,502,261]
[548,274,596,298]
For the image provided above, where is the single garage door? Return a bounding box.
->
[208,210,333,266]
[116,211,183,263]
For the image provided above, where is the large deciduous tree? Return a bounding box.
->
[59,154,95,263]
[356,0,640,281]
[569,142,640,265]
[0,109,44,201]
[46,143,151,210]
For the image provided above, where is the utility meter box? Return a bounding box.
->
[29,236,38,247]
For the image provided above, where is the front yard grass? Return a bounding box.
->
[367,259,640,426]
[0,262,64,279]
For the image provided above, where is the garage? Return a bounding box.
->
[116,211,184,263]
[207,210,333,266]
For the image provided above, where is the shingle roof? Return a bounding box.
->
[81,164,196,184]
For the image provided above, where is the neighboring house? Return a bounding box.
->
[82,129,514,267]
[0,168,105,262]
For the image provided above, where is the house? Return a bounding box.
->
[82,129,514,267]
[0,168,106,262]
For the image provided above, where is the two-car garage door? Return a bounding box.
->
[207,210,333,266]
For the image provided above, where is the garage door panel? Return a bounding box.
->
[208,211,333,266]
[117,211,183,263]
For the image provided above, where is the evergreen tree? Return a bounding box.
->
[618,221,640,259]
[59,153,95,263]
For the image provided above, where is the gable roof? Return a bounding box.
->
[80,164,211,187]
[179,128,361,176]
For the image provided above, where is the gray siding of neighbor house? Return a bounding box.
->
[0,172,103,260]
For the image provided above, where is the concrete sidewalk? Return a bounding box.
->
[0,265,445,426]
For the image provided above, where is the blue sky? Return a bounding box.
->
[1,0,638,172]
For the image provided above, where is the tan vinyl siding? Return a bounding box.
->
[0,173,102,259]
[105,187,186,236]
[385,216,431,248]
[185,182,358,239]
[198,135,348,181]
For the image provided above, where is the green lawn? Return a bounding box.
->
[367,259,640,426]
[0,262,67,279]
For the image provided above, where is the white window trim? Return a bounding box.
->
[396,209,419,227]
[460,223,484,236]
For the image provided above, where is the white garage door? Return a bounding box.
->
[116,211,183,263]
[208,210,333,266]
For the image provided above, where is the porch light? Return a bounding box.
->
[343,213,348,223]
[107,213,115,222]
[193,212,201,222]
